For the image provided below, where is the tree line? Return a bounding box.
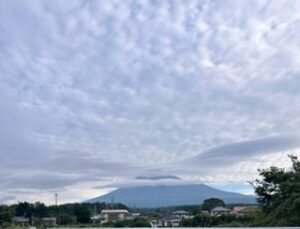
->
[0,202,127,227]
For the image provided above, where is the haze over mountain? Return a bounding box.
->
[87,184,256,208]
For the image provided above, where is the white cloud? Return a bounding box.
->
[0,0,300,204]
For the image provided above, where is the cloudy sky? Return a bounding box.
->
[1,0,300,205]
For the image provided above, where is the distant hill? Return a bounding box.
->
[86,184,256,208]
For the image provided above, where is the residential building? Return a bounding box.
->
[91,214,103,223]
[210,206,232,216]
[100,209,130,223]
[200,210,210,215]
[13,216,29,226]
[41,217,57,226]
[162,214,181,227]
[149,217,164,227]
[171,210,192,219]
[233,205,259,215]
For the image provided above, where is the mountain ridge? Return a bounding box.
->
[86,184,256,208]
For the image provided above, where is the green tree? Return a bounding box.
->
[0,205,13,227]
[73,204,91,224]
[34,202,48,218]
[252,154,300,226]
[201,198,225,211]
[128,217,151,227]
[102,217,151,228]
[15,202,35,218]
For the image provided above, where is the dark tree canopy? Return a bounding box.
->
[73,204,92,224]
[15,202,35,217]
[33,202,48,218]
[102,217,151,227]
[201,198,225,211]
[252,154,300,226]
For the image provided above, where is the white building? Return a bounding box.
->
[100,209,130,223]
[13,216,29,226]
[172,210,192,219]
[163,214,181,227]
[210,206,232,216]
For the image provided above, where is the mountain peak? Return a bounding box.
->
[86,184,256,208]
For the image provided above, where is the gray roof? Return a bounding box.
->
[163,215,181,221]
[211,206,231,212]
[101,209,129,214]
[13,217,29,222]
[172,210,190,214]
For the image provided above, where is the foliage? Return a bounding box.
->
[0,205,13,226]
[73,204,91,224]
[0,201,128,227]
[14,201,35,217]
[201,197,225,211]
[252,154,300,226]
[102,217,151,227]
[180,213,254,227]
[33,202,48,218]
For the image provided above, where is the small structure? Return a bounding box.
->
[100,209,130,222]
[233,205,259,215]
[31,217,57,226]
[163,214,181,227]
[172,210,192,219]
[13,216,29,226]
[91,214,104,224]
[126,212,141,220]
[200,210,210,216]
[150,210,192,227]
[210,206,232,216]
[41,217,57,226]
[149,217,164,228]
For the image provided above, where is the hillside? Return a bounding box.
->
[86,184,256,208]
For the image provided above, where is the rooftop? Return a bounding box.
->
[101,209,129,214]
[211,206,231,212]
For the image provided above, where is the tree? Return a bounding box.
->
[128,217,151,227]
[252,154,300,226]
[73,204,91,224]
[201,198,225,211]
[15,202,35,218]
[34,202,48,218]
[102,217,151,228]
[0,205,13,227]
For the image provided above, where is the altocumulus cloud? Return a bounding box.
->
[0,0,300,203]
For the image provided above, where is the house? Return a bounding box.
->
[233,205,259,215]
[41,217,57,226]
[149,217,164,227]
[13,216,29,226]
[91,214,104,223]
[200,210,210,216]
[149,210,192,227]
[126,212,141,220]
[31,217,57,226]
[210,206,232,216]
[100,209,130,222]
[171,210,192,219]
[42,217,56,226]
[162,214,181,227]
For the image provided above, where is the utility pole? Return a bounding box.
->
[111,197,114,209]
[55,193,58,223]
[55,193,58,206]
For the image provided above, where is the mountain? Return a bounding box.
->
[86,184,256,208]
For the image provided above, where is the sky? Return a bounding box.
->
[1,0,300,205]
